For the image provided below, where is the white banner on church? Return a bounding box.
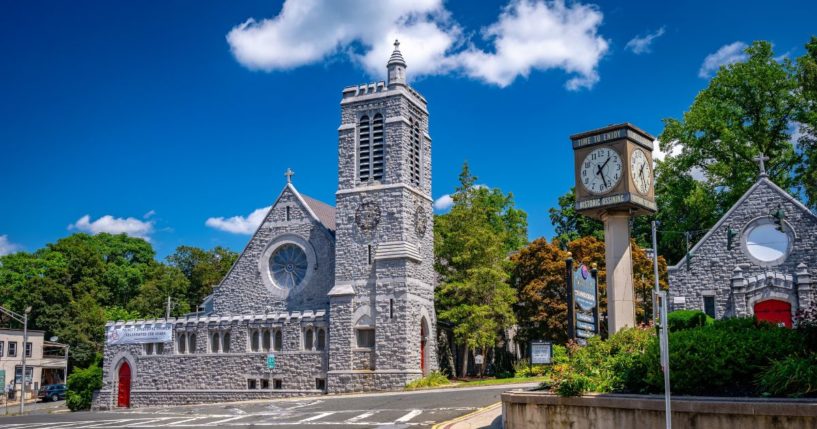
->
[107,324,173,345]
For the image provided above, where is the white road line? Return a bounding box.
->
[163,416,209,426]
[395,409,423,423]
[345,411,376,422]
[297,411,335,423]
[76,419,142,428]
[202,415,249,426]
[123,417,177,427]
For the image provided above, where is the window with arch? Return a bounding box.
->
[274,330,283,351]
[316,328,326,351]
[359,114,384,183]
[303,327,326,351]
[177,332,196,354]
[249,327,281,352]
[304,328,314,350]
[209,330,231,353]
[409,117,422,187]
[211,332,220,353]
[251,330,260,352]
[263,330,272,351]
[223,332,231,353]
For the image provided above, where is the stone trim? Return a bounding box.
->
[106,310,327,328]
[335,182,432,202]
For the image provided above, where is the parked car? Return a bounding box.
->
[38,384,67,402]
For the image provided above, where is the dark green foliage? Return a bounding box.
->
[66,363,103,411]
[757,354,817,397]
[643,318,806,396]
[667,310,708,331]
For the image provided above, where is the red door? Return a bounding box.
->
[420,321,427,374]
[117,362,131,408]
[754,300,792,328]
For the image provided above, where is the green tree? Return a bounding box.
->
[127,264,191,318]
[548,187,604,246]
[167,245,238,308]
[796,36,817,206]
[434,163,526,376]
[657,40,808,262]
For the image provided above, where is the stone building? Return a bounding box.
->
[668,161,816,326]
[95,42,438,409]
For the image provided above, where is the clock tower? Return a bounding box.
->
[327,41,438,392]
[571,123,656,334]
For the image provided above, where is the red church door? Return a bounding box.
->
[117,361,131,408]
[420,320,427,375]
[754,300,792,328]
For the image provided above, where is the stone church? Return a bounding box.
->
[669,160,816,327]
[95,42,438,408]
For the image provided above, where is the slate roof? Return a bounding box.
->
[301,194,336,233]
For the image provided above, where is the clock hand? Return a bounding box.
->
[596,165,608,188]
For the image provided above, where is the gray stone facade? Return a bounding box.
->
[669,177,817,323]
[95,43,438,409]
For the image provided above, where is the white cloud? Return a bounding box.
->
[624,26,665,55]
[69,215,155,240]
[143,210,156,219]
[205,206,271,235]
[433,195,454,211]
[0,235,22,256]
[699,41,747,78]
[227,0,609,90]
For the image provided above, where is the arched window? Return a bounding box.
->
[188,333,196,354]
[223,333,231,353]
[251,330,260,352]
[211,332,220,353]
[371,114,384,181]
[177,334,186,354]
[304,328,314,350]
[359,115,371,182]
[316,328,326,351]
[359,114,385,183]
[409,118,422,187]
[263,330,272,351]
[274,330,283,351]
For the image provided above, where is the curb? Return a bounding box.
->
[432,401,502,429]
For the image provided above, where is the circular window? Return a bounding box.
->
[741,219,792,266]
[269,243,308,289]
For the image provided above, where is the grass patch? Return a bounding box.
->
[454,376,548,388]
[405,371,451,390]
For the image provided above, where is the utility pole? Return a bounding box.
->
[565,252,575,342]
[652,221,671,429]
[166,296,172,319]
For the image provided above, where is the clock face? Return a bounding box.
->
[580,147,623,195]
[630,148,652,194]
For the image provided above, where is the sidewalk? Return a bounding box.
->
[433,402,503,429]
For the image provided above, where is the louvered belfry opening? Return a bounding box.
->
[359,114,384,183]
[359,115,371,182]
[409,117,422,187]
[371,114,384,181]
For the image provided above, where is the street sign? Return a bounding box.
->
[474,355,484,365]
[573,264,597,311]
[576,329,595,339]
[576,312,594,323]
[0,370,5,395]
[266,354,276,369]
[530,342,552,364]
[576,321,595,331]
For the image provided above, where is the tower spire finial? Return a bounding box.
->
[387,39,407,86]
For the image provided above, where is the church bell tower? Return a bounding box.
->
[328,41,438,392]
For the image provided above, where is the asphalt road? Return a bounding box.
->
[0,383,536,428]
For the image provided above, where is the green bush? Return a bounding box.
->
[667,310,708,331]
[405,371,450,390]
[643,318,806,396]
[758,354,817,397]
[550,327,655,396]
[66,364,103,411]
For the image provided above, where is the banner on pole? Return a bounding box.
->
[106,324,173,345]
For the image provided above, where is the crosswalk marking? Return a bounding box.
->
[202,415,248,426]
[297,411,335,423]
[164,416,209,426]
[395,409,423,423]
[78,418,143,428]
[345,411,375,422]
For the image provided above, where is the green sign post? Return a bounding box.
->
[0,370,5,396]
[266,354,276,370]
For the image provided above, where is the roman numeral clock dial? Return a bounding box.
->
[580,147,622,194]
[630,148,652,194]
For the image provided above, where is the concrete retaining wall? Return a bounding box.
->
[502,391,817,429]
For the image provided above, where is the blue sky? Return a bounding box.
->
[1,0,815,258]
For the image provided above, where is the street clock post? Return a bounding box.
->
[570,123,657,333]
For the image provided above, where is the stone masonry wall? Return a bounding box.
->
[669,179,817,317]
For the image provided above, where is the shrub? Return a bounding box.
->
[758,354,817,397]
[643,318,806,396]
[66,364,103,411]
[667,310,708,331]
[513,358,548,377]
[405,371,450,390]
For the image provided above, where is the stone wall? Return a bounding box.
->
[502,391,817,429]
[669,179,817,318]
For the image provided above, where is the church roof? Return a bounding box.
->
[669,177,817,270]
[301,194,336,232]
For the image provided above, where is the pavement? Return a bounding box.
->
[0,383,535,428]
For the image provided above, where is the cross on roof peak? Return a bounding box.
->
[753,153,769,178]
[284,168,295,184]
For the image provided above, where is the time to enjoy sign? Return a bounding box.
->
[106,324,173,345]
